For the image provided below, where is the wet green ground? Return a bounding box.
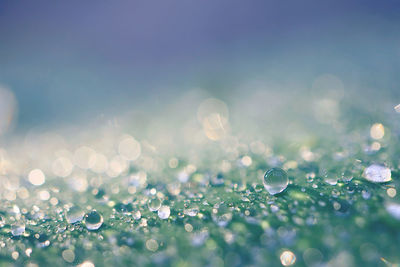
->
[0,91,399,267]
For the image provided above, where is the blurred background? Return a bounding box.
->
[1,0,400,137]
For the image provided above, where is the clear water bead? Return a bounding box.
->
[84,211,103,230]
[158,206,170,219]
[184,206,199,217]
[65,206,85,224]
[11,222,25,236]
[263,168,289,195]
[148,198,161,212]
[132,210,141,220]
[363,164,391,183]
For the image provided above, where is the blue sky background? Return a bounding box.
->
[1,0,400,130]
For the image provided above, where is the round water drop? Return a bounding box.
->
[84,211,103,230]
[65,206,85,224]
[132,210,141,220]
[363,164,391,183]
[325,177,338,186]
[263,168,289,195]
[184,206,199,217]
[158,206,170,219]
[11,222,25,236]
[148,198,161,212]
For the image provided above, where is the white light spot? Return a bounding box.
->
[363,164,391,183]
[158,205,170,219]
[118,136,141,161]
[394,104,400,113]
[370,123,384,140]
[28,169,45,186]
[280,250,296,266]
[79,261,95,267]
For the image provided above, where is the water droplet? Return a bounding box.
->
[211,173,225,186]
[65,206,85,224]
[306,173,315,183]
[132,210,141,220]
[84,211,103,230]
[325,177,338,185]
[158,206,170,219]
[184,206,199,217]
[263,168,289,195]
[145,239,159,252]
[114,202,133,214]
[395,103,400,113]
[363,164,391,183]
[148,198,161,212]
[183,223,193,233]
[11,222,25,236]
[62,249,75,263]
[341,170,353,182]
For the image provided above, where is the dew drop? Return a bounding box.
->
[132,210,141,220]
[145,239,159,252]
[148,198,161,212]
[62,249,75,263]
[84,211,103,230]
[158,206,170,219]
[263,168,289,195]
[395,103,400,113]
[363,164,391,183]
[325,177,338,186]
[11,221,25,236]
[184,206,199,217]
[65,206,85,224]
